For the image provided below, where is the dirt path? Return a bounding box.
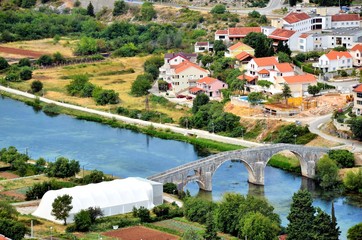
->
[0,46,45,58]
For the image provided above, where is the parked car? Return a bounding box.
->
[177,95,186,98]
[186,96,193,100]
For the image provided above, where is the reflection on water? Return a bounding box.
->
[0,97,361,239]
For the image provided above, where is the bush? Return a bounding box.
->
[344,168,362,193]
[184,197,217,224]
[26,180,76,200]
[18,58,31,67]
[37,55,53,66]
[133,206,151,222]
[153,204,170,218]
[328,150,355,168]
[0,57,10,70]
[163,182,178,194]
[348,223,362,240]
[66,75,95,97]
[211,4,226,14]
[31,80,43,93]
[42,103,61,116]
[316,156,340,189]
[74,210,92,232]
[0,219,28,240]
[92,88,120,105]
[131,73,153,96]
[46,157,80,178]
[19,67,32,80]
[5,72,20,82]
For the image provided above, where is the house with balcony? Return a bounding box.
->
[275,74,317,97]
[353,84,362,115]
[225,42,254,57]
[313,50,353,72]
[159,52,198,82]
[350,43,362,66]
[215,27,262,42]
[194,42,213,53]
[160,60,209,95]
[189,77,228,98]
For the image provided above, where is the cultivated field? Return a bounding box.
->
[103,226,179,240]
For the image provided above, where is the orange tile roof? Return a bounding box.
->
[258,68,270,74]
[173,60,208,74]
[332,14,360,21]
[253,56,278,67]
[283,12,310,24]
[189,87,204,93]
[216,30,228,35]
[269,29,296,40]
[353,84,362,92]
[351,44,362,52]
[325,50,352,60]
[197,76,218,84]
[228,27,261,36]
[238,75,257,82]
[229,42,252,51]
[274,63,294,72]
[235,51,254,61]
[299,33,310,39]
[282,74,316,84]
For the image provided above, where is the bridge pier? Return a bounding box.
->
[306,160,316,178]
[248,161,265,185]
[200,172,212,191]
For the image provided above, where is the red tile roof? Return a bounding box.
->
[299,33,311,39]
[216,30,228,35]
[351,44,362,52]
[195,42,209,46]
[258,68,270,74]
[229,42,252,51]
[253,56,279,67]
[283,74,316,84]
[228,27,261,36]
[269,29,296,40]
[283,12,310,24]
[189,87,204,93]
[325,50,352,60]
[197,76,218,85]
[353,84,362,92]
[238,75,257,82]
[332,14,360,22]
[173,60,208,74]
[274,63,294,72]
[235,51,254,61]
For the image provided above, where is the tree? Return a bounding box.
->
[328,149,355,168]
[92,88,120,105]
[0,201,19,220]
[66,74,95,97]
[286,190,315,240]
[82,170,107,184]
[131,73,153,96]
[344,168,362,193]
[308,85,320,96]
[5,72,20,82]
[281,84,292,102]
[192,93,210,113]
[88,206,103,222]
[350,118,362,140]
[316,155,340,189]
[211,4,226,14]
[140,2,156,21]
[113,0,128,16]
[31,80,43,93]
[53,52,66,64]
[74,37,99,56]
[313,208,340,240]
[330,202,340,239]
[87,2,95,17]
[247,92,263,105]
[248,10,261,18]
[153,204,170,218]
[217,193,245,236]
[213,40,227,54]
[240,212,280,240]
[163,182,178,194]
[348,223,362,240]
[182,228,203,240]
[47,157,80,178]
[134,206,151,222]
[74,209,92,232]
[184,197,217,224]
[0,219,28,240]
[19,67,32,80]
[244,32,273,58]
[51,194,73,225]
[203,212,219,240]
[289,0,297,6]
[277,52,292,63]
[37,55,53,66]
[0,57,9,70]
[18,58,31,67]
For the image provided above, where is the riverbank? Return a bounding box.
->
[0,87,247,153]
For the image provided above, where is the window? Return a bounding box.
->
[357,93,362,98]
[357,100,362,105]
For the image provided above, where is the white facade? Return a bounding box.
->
[313,51,353,72]
[33,178,163,224]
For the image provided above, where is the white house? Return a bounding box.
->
[331,14,361,29]
[275,74,317,97]
[215,27,262,42]
[353,84,362,115]
[350,43,362,66]
[313,50,353,72]
[194,42,213,53]
[267,28,301,51]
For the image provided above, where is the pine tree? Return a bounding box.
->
[286,190,315,240]
[330,202,341,239]
[282,84,292,102]
[87,2,95,17]
[203,212,219,240]
[313,208,339,240]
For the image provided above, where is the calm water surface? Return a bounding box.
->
[0,97,361,239]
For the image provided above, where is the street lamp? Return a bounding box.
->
[211,121,215,134]
[293,134,297,145]
[50,226,53,240]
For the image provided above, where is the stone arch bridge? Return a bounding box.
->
[148,144,329,191]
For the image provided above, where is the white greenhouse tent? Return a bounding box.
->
[32,177,163,224]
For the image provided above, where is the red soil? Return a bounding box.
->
[103,226,179,240]
[0,46,45,58]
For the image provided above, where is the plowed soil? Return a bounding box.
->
[103,226,179,240]
[0,46,45,58]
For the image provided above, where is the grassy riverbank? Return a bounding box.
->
[0,91,243,153]
[267,153,301,173]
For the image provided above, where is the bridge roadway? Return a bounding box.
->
[148,143,328,191]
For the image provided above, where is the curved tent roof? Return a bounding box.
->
[33,177,160,224]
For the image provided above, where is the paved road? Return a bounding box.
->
[0,86,262,148]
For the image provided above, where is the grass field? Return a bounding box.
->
[0,38,75,58]
[9,56,188,121]
[267,152,301,173]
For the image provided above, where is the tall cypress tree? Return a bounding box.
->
[286,190,315,240]
[330,202,340,239]
[313,208,339,240]
[203,211,219,240]
[87,2,95,17]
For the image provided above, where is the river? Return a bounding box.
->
[0,96,361,239]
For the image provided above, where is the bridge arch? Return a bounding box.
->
[213,158,257,184]
[265,150,307,175]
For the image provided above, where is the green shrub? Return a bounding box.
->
[5,72,20,82]
[31,80,43,93]
[19,67,32,80]
[163,182,178,194]
[42,103,61,116]
[328,149,355,168]
[26,180,76,200]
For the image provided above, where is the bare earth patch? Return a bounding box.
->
[0,46,45,59]
[103,226,179,240]
[0,172,19,179]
